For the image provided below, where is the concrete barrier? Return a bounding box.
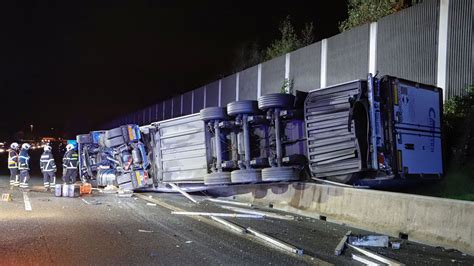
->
[210,182,474,255]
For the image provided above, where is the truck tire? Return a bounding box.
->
[204,172,231,185]
[227,100,259,116]
[106,127,124,139]
[261,167,299,182]
[258,93,295,110]
[104,136,126,148]
[200,107,228,121]
[231,169,261,183]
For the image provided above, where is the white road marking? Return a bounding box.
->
[23,191,32,211]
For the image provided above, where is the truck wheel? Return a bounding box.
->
[200,107,228,121]
[231,169,261,183]
[104,136,126,148]
[227,100,260,116]
[204,172,231,185]
[261,167,299,182]
[258,93,295,110]
[106,127,124,139]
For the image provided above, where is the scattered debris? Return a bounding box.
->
[80,183,92,195]
[81,198,102,205]
[246,227,304,255]
[335,231,352,256]
[185,241,193,244]
[171,211,263,219]
[206,198,253,207]
[117,189,134,197]
[101,185,119,194]
[150,251,159,257]
[390,241,401,250]
[219,205,294,220]
[146,203,157,206]
[168,183,198,204]
[348,243,404,266]
[138,229,154,233]
[210,216,246,234]
[352,253,383,266]
[348,235,389,248]
[1,193,12,202]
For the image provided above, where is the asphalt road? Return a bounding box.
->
[0,175,472,265]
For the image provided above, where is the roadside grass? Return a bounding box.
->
[410,158,474,201]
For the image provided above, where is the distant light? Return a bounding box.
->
[0,149,5,153]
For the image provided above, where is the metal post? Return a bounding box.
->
[274,108,282,167]
[242,114,251,168]
[214,121,223,172]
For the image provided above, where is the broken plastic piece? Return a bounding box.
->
[348,235,389,248]
[348,243,404,266]
[352,253,383,266]
[246,227,304,255]
[390,241,401,249]
[335,231,352,256]
[169,183,198,203]
[210,216,246,234]
[172,211,263,219]
[219,205,294,220]
[206,198,253,207]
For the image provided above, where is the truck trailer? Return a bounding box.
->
[77,74,444,190]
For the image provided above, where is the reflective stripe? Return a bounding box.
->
[19,156,29,159]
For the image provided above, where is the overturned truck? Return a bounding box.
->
[77,74,444,191]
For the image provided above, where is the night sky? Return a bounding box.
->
[0,1,347,140]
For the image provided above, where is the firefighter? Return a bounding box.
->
[62,144,79,184]
[18,143,31,189]
[40,145,56,190]
[7,142,20,186]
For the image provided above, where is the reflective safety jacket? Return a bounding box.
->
[8,149,18,169]
[40,151,56,172]
[63,150,79,169]
[18,149,30,170]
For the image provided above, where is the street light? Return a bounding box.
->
[30,124,34,133]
